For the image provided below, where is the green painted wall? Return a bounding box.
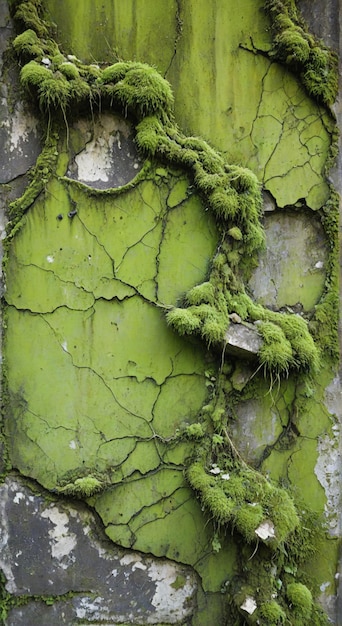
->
[2,0,340,624]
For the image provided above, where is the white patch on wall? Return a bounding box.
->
[3,105,38,154]
[314,375,342,536]
[41,506,77,566]
[67,112,142,189]
[148,562,195,623]
[0,482,16,592]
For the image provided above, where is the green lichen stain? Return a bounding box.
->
[44,0,178,72]
[4,1,340,624]
[5,167,218,491]
[41,0,334,210]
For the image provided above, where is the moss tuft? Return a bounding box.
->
[14,0,49,37]
[228,226,243,241]
[258,321,294,375]
[166,307,202,335]
[234,504,264,542]
[259,600,286,624]
[57,475,104,498]
[105,63,175,120]
[185,423,206,439]
[12,29,43,57]
[286,582,313,616]
[20,59,51,87]
[265,0,338,105]
[186,282,216,306]
[59,61,80,80]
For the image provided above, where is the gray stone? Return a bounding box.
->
[224,323,262,358]
[249,209,327,312]
[298,0,339,51]
[0,476,197,625]
[66,113,143,189]
[229,397,283,465]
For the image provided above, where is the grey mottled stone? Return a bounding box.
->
[0,476,197,625]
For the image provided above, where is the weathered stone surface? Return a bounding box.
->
[0,475,197,625]
[298,0,339,51]
[1,1,341,624]
[224,323,262,358]
[249,209,328,311]
[67,113,143,189]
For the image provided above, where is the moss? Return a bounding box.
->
[264,0,338,106]
[7,131,58,224]
[166,307,202,335]
[186,282,215,306]
[234,504,264,542]
[14,0,49,37]
[286,582,313,616]
[186,449,298,547]
[12,29,43,57]
[59,61,80,80]
[185,423,206,439]
[20,59,51,87]
[101,62,175,121]
[259,600,286,624]
[262,486,299,544]
[258,321,294,375]
[57,475,104,498]
[6,4,338,625]
[228,226,243,241]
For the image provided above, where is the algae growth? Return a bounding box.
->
[1,0,340,624]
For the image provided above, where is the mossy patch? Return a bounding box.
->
[3,2,339,625]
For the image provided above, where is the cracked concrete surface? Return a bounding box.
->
[1,0,341,624]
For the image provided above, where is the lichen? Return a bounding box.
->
[8,0,330,380]
[4,3,339,625]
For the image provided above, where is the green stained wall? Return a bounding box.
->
[2,1,340,624]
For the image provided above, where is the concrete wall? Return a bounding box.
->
[0,1,341,624]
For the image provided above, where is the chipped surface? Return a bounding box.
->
[1,476,197,624]
[1,0,341,624]
[249,209,328,311]
[67,113,143,189]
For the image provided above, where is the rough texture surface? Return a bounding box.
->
[0,1,341,625]
[0,475,197,625]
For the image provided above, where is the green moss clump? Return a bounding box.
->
[186,282,215,306]
[234,504,264,542]
[185,423,206,439]
[136,116,165,154]
[264,0,338,106]
[20,59,51,87]
[166,307,202,335]
[14,0,49,37]
[263,485,299,544]
[276,27,310,64]
[258,321,294,375]
[228,226,243,241]
[186,450,298,547]
[57,476,104,498]
[286,582,313,617]
[59,61,80,80]
[259,600,286,624]
[12,29,43,57]
[100,62,175,121]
